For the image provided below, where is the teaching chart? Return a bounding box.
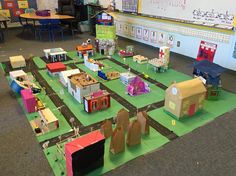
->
[122,0,138,13]
[139,0,236,25]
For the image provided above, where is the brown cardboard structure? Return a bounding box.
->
[137,111,150,135]
[115,108,130,131]
[126,119,141,147]
[110,126,125,154]
[100,119,113,138]
[164,78,207,119]
[9,55,26,69]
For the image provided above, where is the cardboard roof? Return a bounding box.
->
[173,78,206,99]
[46,62,66,72]
[77,44,93,52]
[193,60,225,78]
[65,130,104,155]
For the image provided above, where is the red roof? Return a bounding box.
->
[46,62,66,73]
[65,130,105,155]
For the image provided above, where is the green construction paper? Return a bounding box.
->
[44,127,169,176]
[148,90,236,136]
[38,69,126,127]
[33,57,46,69]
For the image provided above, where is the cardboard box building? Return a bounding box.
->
[110,126,125,154]
[9,55,26,69]
[115,108,130,131]
[126,119,142,147]
[44,48,67,63]
[59,69,80,87]
[164,78,207,119]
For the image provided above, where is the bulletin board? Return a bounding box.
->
[0,0,37,22]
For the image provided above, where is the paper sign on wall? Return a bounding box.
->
[13,9,23,17]
[158,32,166,44]
[167,34,174,47]
[131,26,135,37]
[18,1,29,9]
[4,1,15,9]
[150,31,158,43]
[0,9,11,17]
[143,29,149,41]
[197,41,217,62]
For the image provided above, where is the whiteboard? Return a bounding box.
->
[139,0,236,25]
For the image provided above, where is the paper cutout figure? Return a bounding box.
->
[100,119,113,138]
[115,108,129,131]
[126,119,141,147]
[110,126,125,154]
[137,111,150,135]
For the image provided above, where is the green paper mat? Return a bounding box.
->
[6,75,72,142]
[38,69,126,127]
[148,90,236,136]
[33,57,47,69]
[44,127,169,176]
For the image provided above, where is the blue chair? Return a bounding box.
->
[19,8,36,33]
[50,19,64,41]
[35,19,51,40]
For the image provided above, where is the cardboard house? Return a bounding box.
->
[65,130,105,176]
[59,69,80,87]
[110,126,125,154]
[38,108,59,131]
[115,108,130,131]
[67,73,100,103]
[84,54,104,72]
[164,78,207,119]
[100,119,113,138]
[44,48,67,63]
[9,70,27,82]
[76,44,94,58]
[137,111,150,135]
[126,119,141,147]
[46,62,66,76]
[120,72,136,85]
[9,55,26,69]
[21,89,36,113]
[126,76,150,96]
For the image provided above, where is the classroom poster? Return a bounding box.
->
[143,29,149,41]
[158,32,166,44]
[167,34,174,47]
[13,8,23,16]
[123,24,129,35]
[0,2,2,9]
[136,27,142,39]
[233,42,236,59]
[4,0,15,9]
[196,41,217,62]
[131,26,136,37]
[150,30,158,43]
[18,0,29,9]
[0,9,10,17]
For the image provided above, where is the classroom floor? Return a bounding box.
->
[1,28,236,176]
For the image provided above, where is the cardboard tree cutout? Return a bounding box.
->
[110,126,125,154]
[100,119,113,138]
[116,108,130,131]
[137,111,150,135]
[126,119,141,147]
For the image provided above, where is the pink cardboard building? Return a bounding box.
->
[21,89,36,113]
[65,130,105,176]
[126,76,150,96]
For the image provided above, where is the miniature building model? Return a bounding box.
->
[46,62,66,76]
[126,119,142,147]
[159,46,170,60]
[59,69,80,87]
[119,45,134,57]
[84,54,103,72]
[67,72,100,103]
[110,126,125,154]
[83,90,111,113]
[38,108,59,131]
[21,89,36,113]
[137,111,150,135]
[115,108,130,131]
[95,39,116,55]
[126,76,150,96]
[120,72,136,85]
[98,70,120,80]
[193,60,225,100]
[133,55,148,64]
[76,43,94,58]
[100,119,113,138]
[164,78,207,119]
[44,48,67,63]
[65,130,105,176]
[9,55,26,69]
[9,70,27,82]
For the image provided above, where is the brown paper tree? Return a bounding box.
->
[126,119,141,147]
[115,108,130,131]
[100,119,113,138]
[137,111,150,135]
[110,126,125,154]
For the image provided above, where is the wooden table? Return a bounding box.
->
[20,13,74,20]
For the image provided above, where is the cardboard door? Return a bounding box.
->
[188,104,196,116]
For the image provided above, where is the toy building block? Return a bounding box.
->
[98,70,120,80]
[126,119,141,147]
[44,48,67,63]
[164,78,207,119]
[65,130,105,176]
[120,72,136,85]
[46,62,66,76]
[115,108,130,131]
[137,111,150,135]
[110,126,125,154]
[59,69,80,87]
[119,45,134,57]
[38,108,59,131]
[83,90,110,113]
[67,72,100,103]
[9,70,27,82]
[21,89,37,113]
[133,55,148,64]
[9,55,26,69]
[193,60,225,100]
[100,119,113,138]
[126,76,150,96]
[84,54,104,72]
[76,43,94,58]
